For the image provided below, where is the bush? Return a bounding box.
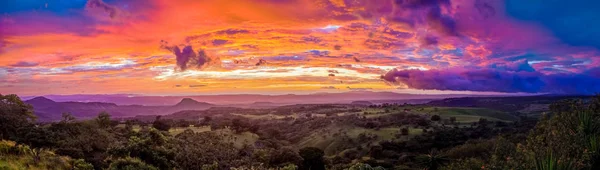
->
[152,116,171,131]
[431,115,441,121]
[108,157,158,170]
[400,128,409,136]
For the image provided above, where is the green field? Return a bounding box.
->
[360,106,518,123]
[213,129,259,148]
[169,126,211,135]
[232,113,296,119]
[420,107,519,122]
[297,125,423,155]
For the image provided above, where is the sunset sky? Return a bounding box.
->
[1,0,600,96]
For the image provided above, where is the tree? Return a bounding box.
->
[108,128,175,169]
[96,111,112,128]
[173,130,240,169]
[72,159,94,170]
[449,117,456,124]
[61,112,77,123]
[0,94,35,140]
[518,98,600,170]
[203,116,212,124]
[431,115,441,121]
[108,157,158,170]
[400,128,409,136]
[152,116,171,131]
[417,149,449,170]
[269,147,303,167]
[299,147,325,170]
[348,163,385,170]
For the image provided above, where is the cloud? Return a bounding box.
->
[161,42,219,71]
[381,65,600,94]
[394,0,450,9]
[10,61,39,67]
[347,86,373,91]
[420,36,438,46]
[426,6,458,36]
[256,59,267,66]
[215,29,250,35]
[212,39,229,46]
[85,0,119,19]
[321,86,338,89]
[334,45,342,50]
[189,84,206,88]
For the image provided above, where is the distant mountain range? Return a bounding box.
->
[25,97,214,122]
[23,91,494,106]
[23,91,529,121]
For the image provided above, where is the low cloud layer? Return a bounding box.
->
[382,64,600,94]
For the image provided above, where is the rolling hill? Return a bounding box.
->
[25,97,215,122]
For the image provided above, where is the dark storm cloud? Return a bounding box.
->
[381,62,600,94]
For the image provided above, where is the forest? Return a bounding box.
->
[1,94,600,170]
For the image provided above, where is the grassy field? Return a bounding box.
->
[360,106,518,123]
[213,129,259,148]
[420,107,519,122]
[297,125,423,155]
[169,126,211,135]
[232,113,296,119]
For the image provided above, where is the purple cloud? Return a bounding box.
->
[381,65,600,94]
[86,0,119,19]
[212,39,229,46]
[10,61,39,67]
[160,42,215,71]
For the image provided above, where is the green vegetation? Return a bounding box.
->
[2,93,600,169]
[421,107,519,122]
[0,140,93,170]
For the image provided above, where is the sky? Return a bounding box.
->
[1,0,600,96]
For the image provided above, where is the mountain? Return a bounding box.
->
[174,98,214,108]
[24,97,215,122]
[164,98,215,114]
[426,95,591,113]
[25,97,65,120]
[350,101,374,105]
[25,91,496,106]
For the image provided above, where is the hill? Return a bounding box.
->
[27,91,487,105]
[426,95,591,115]
[350,101,374,105]
[24,97,215,122]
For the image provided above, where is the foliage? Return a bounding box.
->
[0,94,35,140]
[533,151,575,170]
[440,158,484,170]
[348,163,385,170]
[0,140,93,170]
[299,147,325,170]
[519,98,600,169]
[172,130,245,169]
[96,111,112,128]
[108,128,175,169]
[5,93,600,170]
[431,115,441,121]
[152,116,171,131]
[107,157,158,170]
[416,149,449,170]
